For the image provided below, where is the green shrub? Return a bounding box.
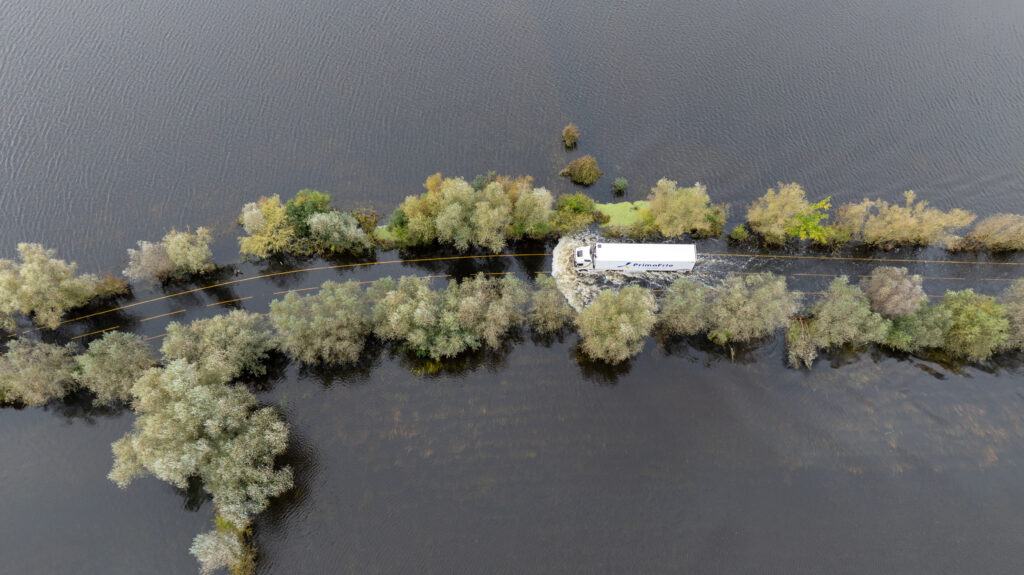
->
[562,123,580,149]
[746,183,831,246]
[1001,279,1024,352]
[109,360,292,529]
[270,280,372,364]
[834,191,975,249]
[963,214,1024,252]
[939,289,1008,361]
[238,195,295,259]
[559,155,603,186]
[510,186,553,239]
[284,189,332,237]
[859,266,927,319]
[470,182,514,252]
[190,527,252,575]
[163,227,215,276]
[528,275,575,334]
[882,303,952,353]
[786,277,889,368]
[612,178,628,194]
[706,273,800,345]
[74,331,153,405]
[0,243,109,330]
[644,178,727,238]
[161,310,274,380]
[550,192,598,234]
[728,225,750,242]
[307,211,373,254]
[0,339,77,406]
[576,286,657,364]
[657,278,710,336]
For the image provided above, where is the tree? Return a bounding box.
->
[238,195,295,259]
[161,310,274,380]
[549,193,598,234]
[834,191,975,249]
[284,189,332,237]
[109,360,292,528]
[645,179,727,238]
[576,286,657,364]
[74,331,153,405]
[612,178,628,194]
[559,155,603,186]
[939,289,1008,361]
[528,275,575,334]
[1001,279,1024,352]
[510,186,553,239]
[433,178,477,251]
[963,214,1024,252]
[786,277,889,368]
[706,273,800,345]
[882,303,952,353]
[471,182,513,253]
[163,227,215,276]
[562,123,580,148]
[123,240,175,283]
[270,280,372,364]
[656,277,710,336]
[0,243,110,330]
[859,266,927,319]
[746,183,831,246]
[307,211,373,254]
[0,339,77,405]
[190,528,250,575]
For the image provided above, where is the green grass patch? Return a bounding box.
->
[373,225,396,242]
[596,201,649,228]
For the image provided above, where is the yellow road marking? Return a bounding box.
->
[270,274,452,295]
[71,326,119,340]
[207,296,252,307]
[140,309,185,322]
[143,333,167,341]
[705,252,1024,266]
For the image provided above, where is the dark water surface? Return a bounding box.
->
[4,0,1024,573]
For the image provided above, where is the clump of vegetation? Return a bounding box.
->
[1001,279,1024,352]
[109,359,292,534]
[371,274,528,360]
[576,286,657,364]
[834,191,975,249]
[307,211,373,254]
[284,189,332,237]
[728,225,750,242]
[786,277,889,368]
[528,275,575,334]
[939,289,1007,362]
[559,155,603,186]
[612,178,628,194]
[0,339,77,405]
[161,310,274,380]
[0,243,128,330]
[746,183,832,246]
[656,278,710,336]
[124,227,215,283]
[549,192,600,234]
[859,266,927,319]
[74,331,153,405]
[641,179,727,238]
[387,174,551,252]
[190,521,254,575]
[238,194,295,260]
[882,302,952,353]
[562,123,580,149]
[962,214,1024,252]
[270,280,372,365]
[706,273,800,346]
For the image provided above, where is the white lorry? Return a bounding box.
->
[572,243,696,272]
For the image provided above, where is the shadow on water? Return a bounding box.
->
[572,347,634,385]
[257,430,319,535]
[293,341,385,389]
[655,333,762,366]
[45,389,128,424]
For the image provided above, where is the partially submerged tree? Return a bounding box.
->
[549,192,599,234]
[859,266,927,319]
[562,123,580,148]
[559,155,603,186]
[656,277,710,336]
[528,275,575,334]
[705,273,800,346]
[939,289,1008,362]
[270,280,372,365]
[834,191,975,249]
[123,240,175,283]
[786,276,889,368]
[161,310,274,380]
[0,243,123,330]
[644,179,726,238]
[74,331,153,405]
[962,214,1024,252]
[882,302,952,353]
[163,228,215,276]
[0,339,77,405]
[109,360,292,528]
[284,189,332,237]
[510,186,553,238]
[307,211,373,254]
[576,286,657,364]
[745,183,831,246]
[238,195,295,259]
[1001,278,1024,352]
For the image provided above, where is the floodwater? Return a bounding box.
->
[4,0,1024,573]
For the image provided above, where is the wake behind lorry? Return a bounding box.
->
[572,243,696,272]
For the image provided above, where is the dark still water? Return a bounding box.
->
[4,0,1024,573]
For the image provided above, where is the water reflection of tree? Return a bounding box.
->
[573,347,633,385]
[44,389,128,424]
[293,341,385,389]
[386,331,522,377]
[655,334,761,366]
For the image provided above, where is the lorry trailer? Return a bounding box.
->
[572,243,696,272]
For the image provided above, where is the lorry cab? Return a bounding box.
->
[573,246,594,269]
